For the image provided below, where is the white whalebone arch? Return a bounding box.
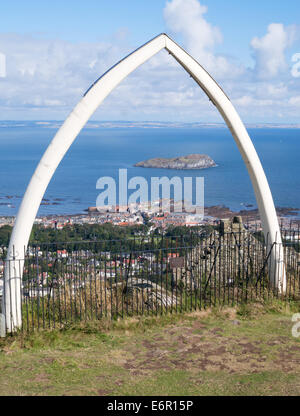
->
[3,33,286,332]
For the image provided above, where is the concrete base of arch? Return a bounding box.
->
[2,33,286,334]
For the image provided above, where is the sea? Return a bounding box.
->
[0,121,299,217]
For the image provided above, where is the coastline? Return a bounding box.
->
[0,205,299,229]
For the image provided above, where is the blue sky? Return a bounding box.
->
[0,0,300,122]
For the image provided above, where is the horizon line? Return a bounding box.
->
[1,120,300,126]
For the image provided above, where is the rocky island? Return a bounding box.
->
[134,154,217,170]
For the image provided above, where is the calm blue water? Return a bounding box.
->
[0,122,299,216]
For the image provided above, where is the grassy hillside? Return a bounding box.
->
[0,300,299,396]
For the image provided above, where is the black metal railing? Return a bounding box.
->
[0,226,299,334]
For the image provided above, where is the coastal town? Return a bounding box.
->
[0,200,299,233]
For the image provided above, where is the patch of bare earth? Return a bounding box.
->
[106,319,300,376]
[33,373,50,383]
[97,389,111,396]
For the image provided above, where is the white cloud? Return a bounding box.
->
[164,0,222,57]
[289,96,300,106]
[291,53,300,78]
[163,0,244,79]
[265,83,288,98]
[0,33,133,117]
[0,2,299,123]
[0,30,222,121]
[233,95,275,108]
[251,23,297,79]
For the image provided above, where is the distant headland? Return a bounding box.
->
[134,154,217,170]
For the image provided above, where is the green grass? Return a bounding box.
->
[0,301,300,396]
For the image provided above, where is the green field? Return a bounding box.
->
[0,301,300,396]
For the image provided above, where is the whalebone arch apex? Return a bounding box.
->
[3,33,286,333]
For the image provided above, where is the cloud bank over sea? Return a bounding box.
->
[0,0,300,123]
